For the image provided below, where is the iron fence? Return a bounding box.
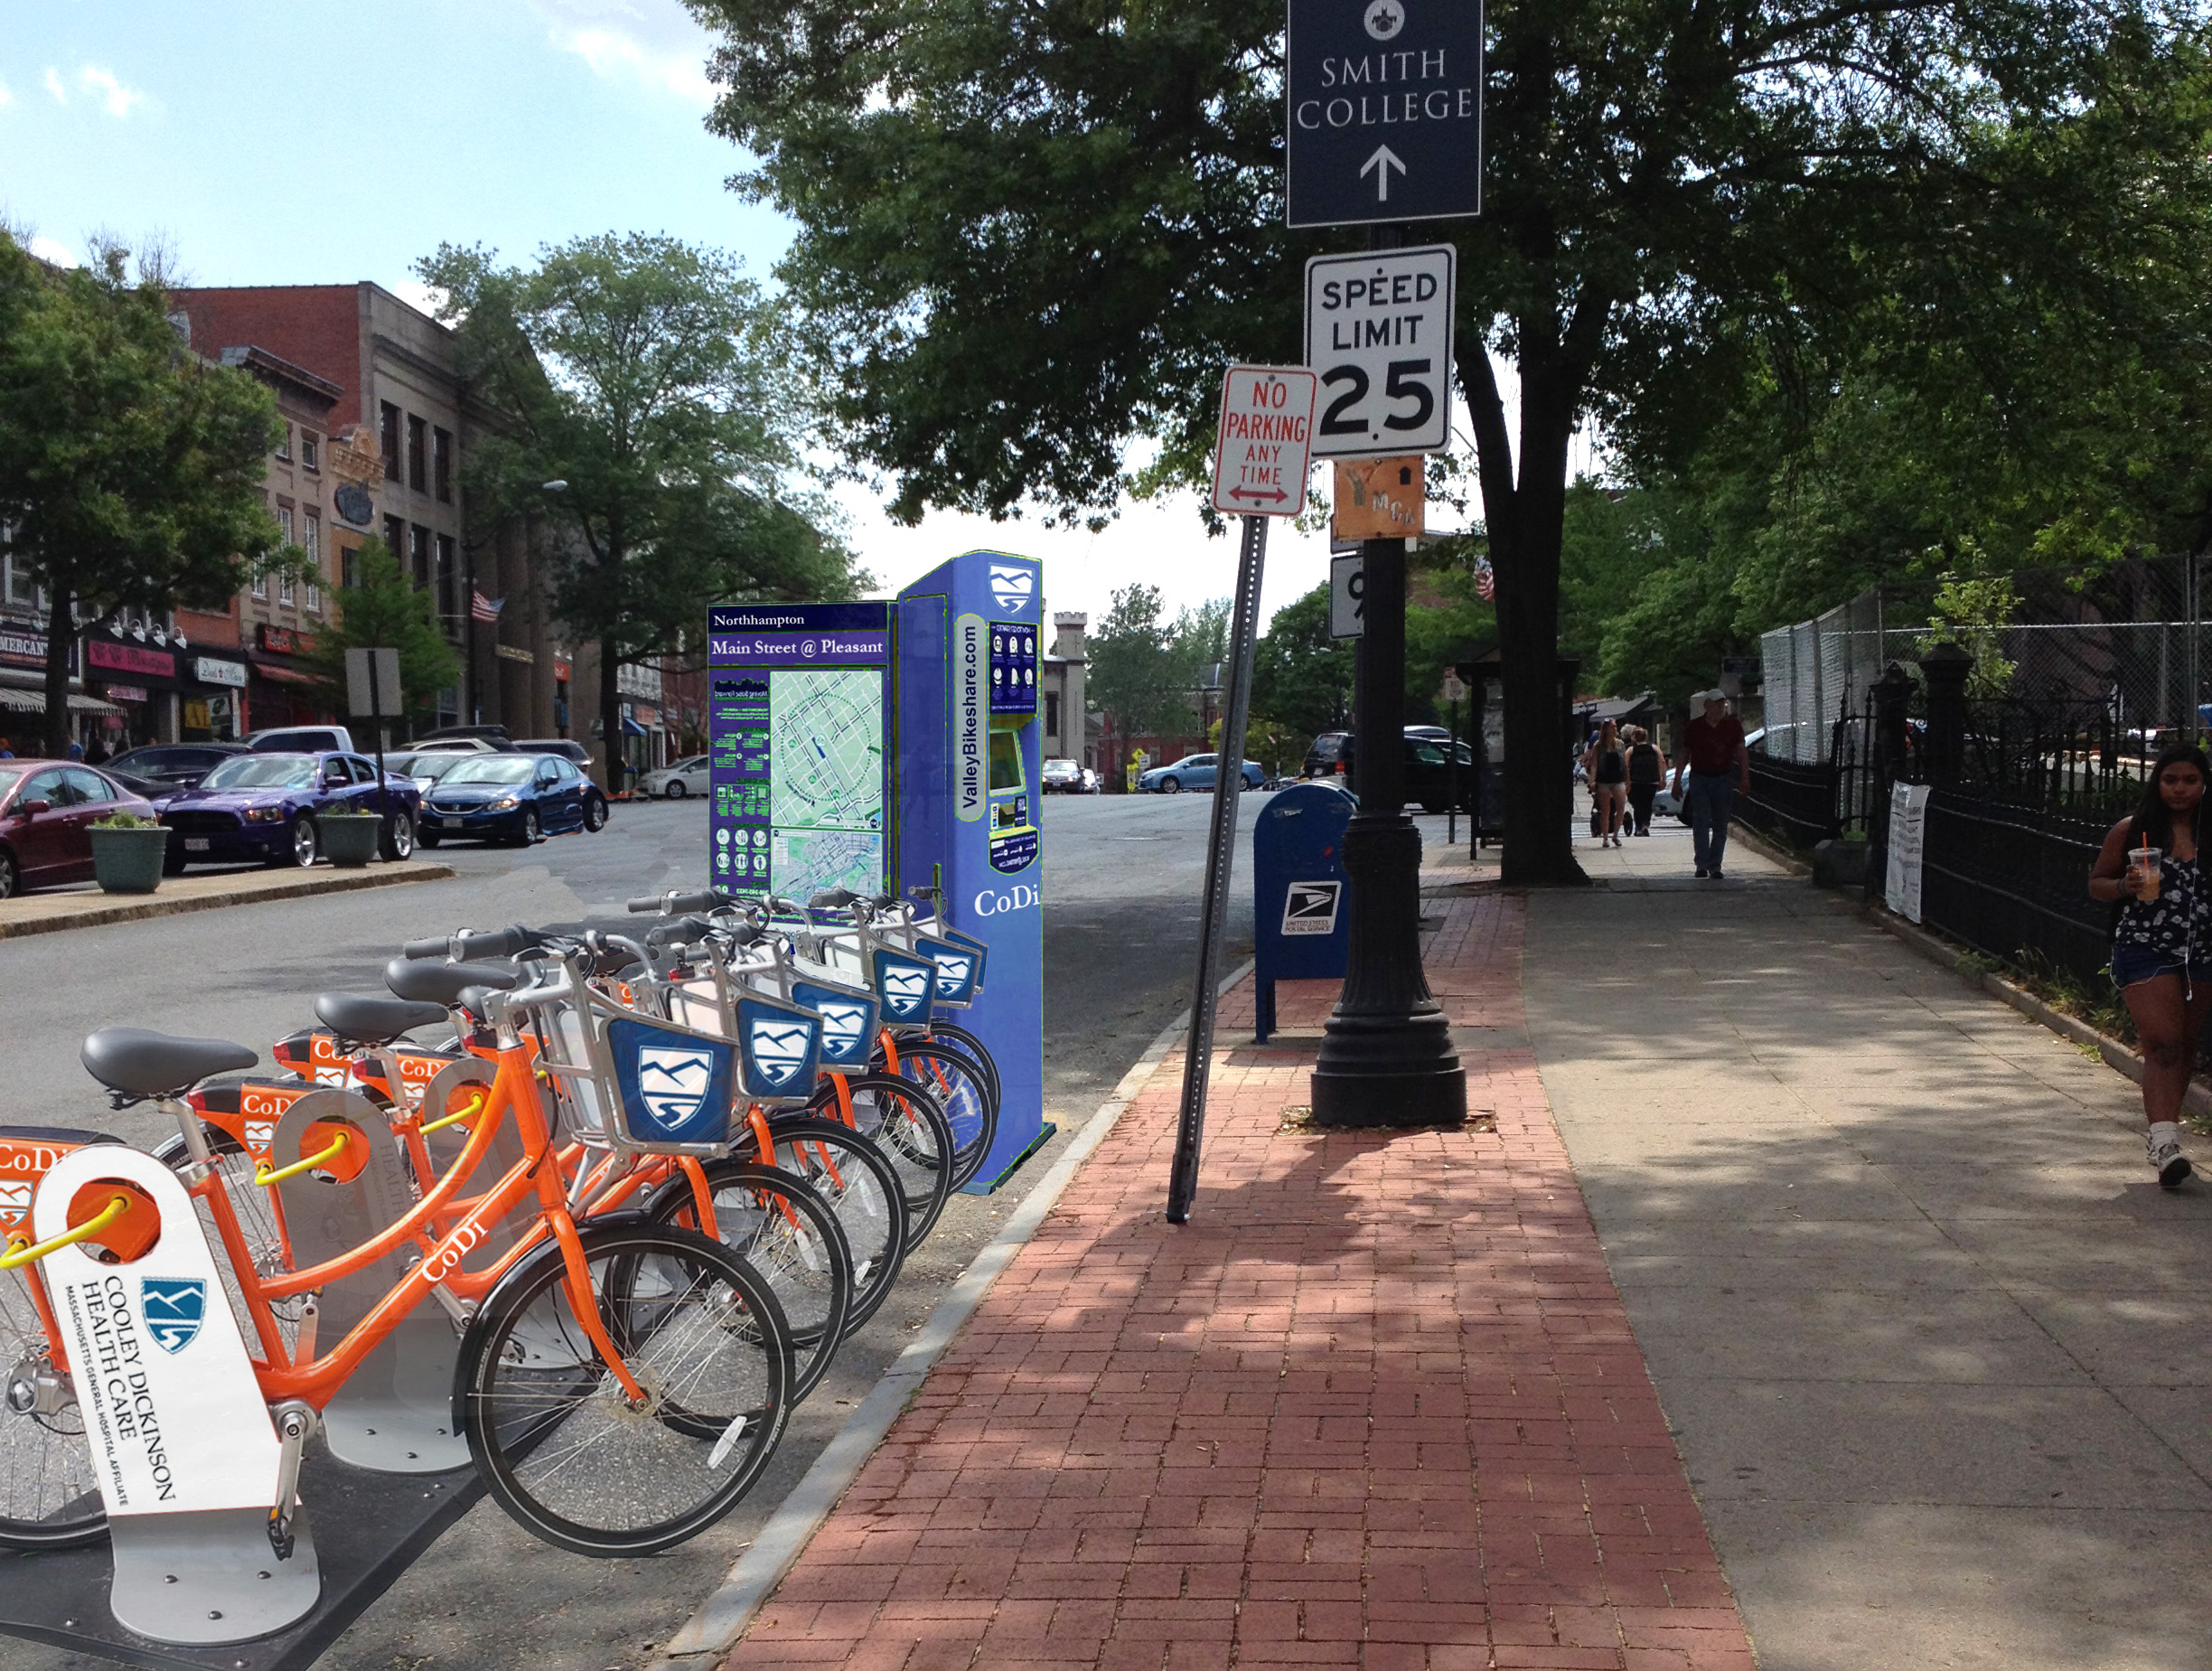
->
[1917,791,2115,989]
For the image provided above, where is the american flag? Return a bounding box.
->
[471,590,504,624]
[1475,559,1495,603]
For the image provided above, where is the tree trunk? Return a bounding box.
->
[41,587,74,758]
[599,634,624,796]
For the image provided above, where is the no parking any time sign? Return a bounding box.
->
[1210,365,1318,517]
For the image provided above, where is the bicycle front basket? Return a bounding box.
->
[871,946,937,1028]
[789,962,881,1071]
[734,990,824,1102]
[914,934,984,1009]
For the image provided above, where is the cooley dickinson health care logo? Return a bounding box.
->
[66,1272,198,1507]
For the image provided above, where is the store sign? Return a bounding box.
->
[258,624,316,656]
[87,640,176,679]
[495,644,535,664]
[105,684,149,704]
[192,657,248,688]
[0,618,45,670]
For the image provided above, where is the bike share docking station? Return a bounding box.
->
[708,549,1052,1188]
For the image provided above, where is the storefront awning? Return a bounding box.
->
[0,686,124,716]
[621,716,648,737]
[255,663,321,687]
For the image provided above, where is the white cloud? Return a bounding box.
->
[532,0,717,107]
[77,67,143,117]
[389,277,445,320]
[29,236,77,269]
[42,67,66,103]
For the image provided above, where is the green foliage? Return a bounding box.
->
[0,232,283,752]
[89,811,159,830]
[1917,568,2021,699]
[1088,584,1230,741]
[1249,585,1351,741]
[417,233,863,785]
[298,539,461,724]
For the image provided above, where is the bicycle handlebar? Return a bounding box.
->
[625,889,730,915]
[402,925,535,962]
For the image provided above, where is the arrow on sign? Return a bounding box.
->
[1360,145,1406,202]
[1229,487,1291,506]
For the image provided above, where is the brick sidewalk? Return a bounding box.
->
[722,889,1756,1671]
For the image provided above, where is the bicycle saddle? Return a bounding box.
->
[314,993,449,1046]
[81,1028,258,1099]
[383,956,520,1006]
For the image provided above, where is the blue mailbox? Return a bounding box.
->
[1251,780,1355,1041]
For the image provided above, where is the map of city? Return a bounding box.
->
[771,669,885,898]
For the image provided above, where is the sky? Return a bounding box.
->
[0,1,1596,634]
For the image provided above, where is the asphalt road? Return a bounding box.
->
[0,788,1266,1671]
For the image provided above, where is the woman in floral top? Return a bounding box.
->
[2089,740,2212,1186]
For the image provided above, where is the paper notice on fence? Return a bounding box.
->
[1885,784,1932,923]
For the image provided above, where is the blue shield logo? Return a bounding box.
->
[636,1044,717,1129]
[142,1278,206,1355]
[747,1017,814,1089]
[989,564,1034,615]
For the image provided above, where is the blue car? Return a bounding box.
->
[158,751,422,871]
[416,752,607,847]
[1137,754,1266,793]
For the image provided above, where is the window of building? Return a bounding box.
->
[407,416,426,493]
[275,423,291,462]
[340,543,359,589]
[2,547,41,612]
[278,568,295,608]
[433,427,453,503]
[380,403,401,481]
[410,523,432,590]
[277,504,294,546]
[1046,691,1062,737]
[251,566,267,601]
[304,513,322,612]
[436,533,456,624]
[300,433,319,473]
[384,514,406,563]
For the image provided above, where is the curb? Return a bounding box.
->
[1862,901,2212,1122]
[1727,818,1814,878]
[651,959,1257,1668]
[0,863,458,941]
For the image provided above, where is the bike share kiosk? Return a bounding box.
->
[708,550,1049,1190]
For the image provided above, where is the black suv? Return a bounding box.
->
[1303,732,1350,777]
[1319,731,1475,812]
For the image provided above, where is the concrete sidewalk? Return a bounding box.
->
[717,880,1757,1671]
[0,858,453,937]
[1535,820,2212,1669]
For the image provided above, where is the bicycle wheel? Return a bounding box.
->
[643,1162,852,1404]
[0,1271,104,1551]
[809,1074,952,1251]
[922,1020,1003,1114]
[456,1221,792,1557]
[151,1124,304,1336]
[887,1043,998,1191]
[750,1117,908,1336]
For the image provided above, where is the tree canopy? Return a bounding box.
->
[691,0,2212,879]
[0,232,281,754]
[417,232,864,789]
[299,537,462,731]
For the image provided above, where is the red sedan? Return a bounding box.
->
[0,759,160,898]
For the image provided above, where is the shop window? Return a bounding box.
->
[408,415,426,493]
[380,403,401,481]
[434,427,453,502]
[301,433,319,473]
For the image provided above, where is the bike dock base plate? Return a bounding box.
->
[0,1450,481,1671]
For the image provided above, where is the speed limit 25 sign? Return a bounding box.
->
[1303,244,1456,456]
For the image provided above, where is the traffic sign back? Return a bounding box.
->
[1286,0,1484,229]
[1210,365,1317,517]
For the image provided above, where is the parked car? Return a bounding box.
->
[416,724,512,746]
[385,751,478,792]
[101,742,250,797]
[640,755,710,798]
[417,753,607,847]
[0,762,160,898]
[1138,754,1266,793]
[511,738,594,774]
[1303,731,1350,778]
[247,725,356,755]
[1336,734,1476,812]
[408,736,511,756]
[157,751,418,871]
[1040,757,1086,794]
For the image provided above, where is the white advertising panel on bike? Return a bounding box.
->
[33,1146,284,1516]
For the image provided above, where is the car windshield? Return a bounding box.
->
[204,756,317,790]
[408,755,471,781]
[0,769,19,800]
[442,757,536,786]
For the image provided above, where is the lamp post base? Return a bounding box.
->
[1310,1016,1466,1126]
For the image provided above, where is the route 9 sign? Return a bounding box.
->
[1304,244,1456,457]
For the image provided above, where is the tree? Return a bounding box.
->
[1088,584,1192,751]
[1250,584,1353,741]
[0,233,281,754]
[417,234,864,792]
[691,0,2212,881]
[299,538,463,731]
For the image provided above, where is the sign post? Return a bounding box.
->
[345,646,402,825]
[1166,367,1317,1225]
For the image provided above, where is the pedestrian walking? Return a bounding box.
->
[84,736,109,765]
[0,737,12,759]
[1626,726,1664,836]
[1582,719,1627,847]
[1674,690,1748,878]
[2088,739,2212,1187]
[65,740,82,762]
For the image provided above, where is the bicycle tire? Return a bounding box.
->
[0,1270,104,1551]
[642,1161,853,1404]
[806,1074,953,1251]
[886,1043,998,1191]
[745,1117,908,1336]
[455,1220,792,1557]
[920,1020,1003,1114]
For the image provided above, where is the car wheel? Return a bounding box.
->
[516,807,541,846]
[583,795,607,832]
[286,815,319,868]
[666,781,686,800]
[380,809,416,862]
[418,830,442,849]
[0,846,16,899]
[1161,776,1181,793]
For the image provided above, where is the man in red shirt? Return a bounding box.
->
[1673,690,1750,878]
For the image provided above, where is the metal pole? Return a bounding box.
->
[1167,512,1268,1225]
[370,654,389,827]
[1447,686,1459,846]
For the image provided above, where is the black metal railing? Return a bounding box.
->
[1917,790,2114,987]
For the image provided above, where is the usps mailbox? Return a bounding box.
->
[1251,780,1355,1041]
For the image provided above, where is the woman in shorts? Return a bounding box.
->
[2089,739,2212,1186]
